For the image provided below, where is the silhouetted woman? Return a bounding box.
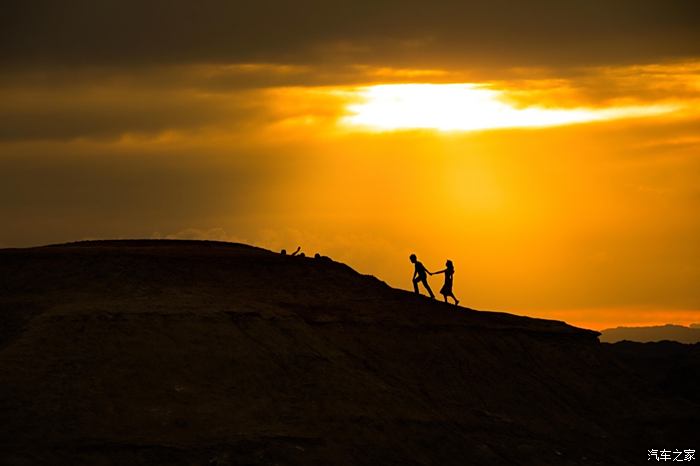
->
[431,260,459,305]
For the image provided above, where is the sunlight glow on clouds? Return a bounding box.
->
[341,84,680,132]
[1,59,699,329]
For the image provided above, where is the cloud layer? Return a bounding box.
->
[3,0,699,69]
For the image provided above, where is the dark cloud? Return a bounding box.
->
[0,75,275,141]
[0,145,297,247]
[2,0,699,70]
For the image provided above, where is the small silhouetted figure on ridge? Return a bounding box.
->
[410,253,434,298]
[431,260,459,305]
[280,246,301,256]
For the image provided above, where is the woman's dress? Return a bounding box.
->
[440,270,453,295]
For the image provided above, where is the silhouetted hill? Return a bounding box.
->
[600,324,700,343]
[1,240,698,466]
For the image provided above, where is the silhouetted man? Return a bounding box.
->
[410,254,434,298]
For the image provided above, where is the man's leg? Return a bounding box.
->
[413,278,420,294]
[421,278,435,298]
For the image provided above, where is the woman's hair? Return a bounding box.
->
[446,260,454,270]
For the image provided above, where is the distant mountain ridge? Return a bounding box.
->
[600,324,700,343]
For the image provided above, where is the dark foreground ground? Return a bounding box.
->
[0,240,697,466]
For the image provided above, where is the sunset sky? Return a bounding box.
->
[2,1,699,329]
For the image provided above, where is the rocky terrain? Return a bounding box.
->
[1,240,697,465]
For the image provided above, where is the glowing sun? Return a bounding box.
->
[341,84,677,132]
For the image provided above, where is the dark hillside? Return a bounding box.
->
[0,240,697,466]
[603,341,700,403]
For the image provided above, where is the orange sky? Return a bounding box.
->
[2,1,699,330]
